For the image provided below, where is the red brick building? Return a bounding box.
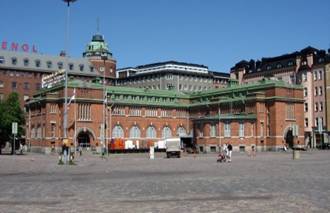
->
[25,78,304,153]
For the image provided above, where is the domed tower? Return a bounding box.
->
[83,34,117,81]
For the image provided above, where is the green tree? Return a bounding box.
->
[0,93,25,154]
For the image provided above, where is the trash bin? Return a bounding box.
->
[293,150,300,160]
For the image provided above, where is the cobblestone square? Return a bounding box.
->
[0,151,330,213]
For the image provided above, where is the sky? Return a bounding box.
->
[1,0,330,72]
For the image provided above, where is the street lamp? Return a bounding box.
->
[62,0,77,145]
[101,52,108,155]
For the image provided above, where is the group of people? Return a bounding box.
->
[219,143,233,162]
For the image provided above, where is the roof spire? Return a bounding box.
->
[97,17,100,33]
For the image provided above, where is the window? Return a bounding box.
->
[304,118,308,127]
[161,109,172,117]
[304,103,308,112]
[79,64,84,71]
[37,125,42,139]
[302,72,307,81]
[69,64,74,70]
[320,102,323,112]
[12,82,17,90]
[129,126,141,138]
[46,61,52,68]
[35,60,41,67]
[313,72,317,81]
[318,70,322,80]
[145,108,157,117]
[0,56,4,64]
[90,66,94,72]
[50,104,57,113]
[0,81,4,88]
[24,82,29,90]
[0,94,4,101]
[112,125,124,138]
[78,104,91,120]
[146,126,157,138]
[315,118,318,127]
[239,123,244,138]
[224,122,231,137]
[57,62,63,69]
[319,87,323,96]
[112,107,125,115]
[210,124,216,137]
[129,107,141,116]
[315,103,318,112]
[51,123,56,138]
[11,57,17,65]
[288,61,294,66]
[23,58,29,66]
[286,104,295,120]
[314,87,318,96]
[266,65,272,70]
[162,126,172,139]
[177,126,187,137]
[276,63,282,69]
[302,61,307,66]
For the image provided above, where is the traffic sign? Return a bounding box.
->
[12,122,18,134]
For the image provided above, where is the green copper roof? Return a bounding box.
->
[83,34,112,58]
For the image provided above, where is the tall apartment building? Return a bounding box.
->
[230,46,330,148]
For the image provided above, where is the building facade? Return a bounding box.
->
[230,46,330,148]
[116,61,230,92]
[25,79,304,153]
[0,34,116,107]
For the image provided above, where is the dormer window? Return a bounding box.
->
[23,58,29,66]
[288,61,294,66]
[276,63,282,69]
[47,61,52,69]
[11,57,17,65]
[35,60,41,67]
[69,63,74,70]
[266,65,272,70]
[79,64,84,71]
[57,62,63,69]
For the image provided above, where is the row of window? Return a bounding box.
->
[197,123,245,138]
[112,125,187,139]
[304,102,324,112]
[2,81,41,90]
[303,87,323,97]
[304,117,324,128]
[0,56,94,72]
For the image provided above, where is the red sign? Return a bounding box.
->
[1,41,37,53]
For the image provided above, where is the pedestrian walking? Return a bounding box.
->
[227,143,233,162]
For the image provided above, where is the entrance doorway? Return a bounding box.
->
[77,131,90,148]
[285,129,294,148]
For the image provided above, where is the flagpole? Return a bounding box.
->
[74,88,77,158]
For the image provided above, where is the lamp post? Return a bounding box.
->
[62,0,77,146]
[101,52,108,155]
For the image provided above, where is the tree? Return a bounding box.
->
[0,93,25,154]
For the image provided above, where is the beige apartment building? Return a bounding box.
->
[231,46,330,148]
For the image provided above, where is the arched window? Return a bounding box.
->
[112,125,124,138]
[162,126,172,138]
[129,126,141,138]
[146,126,157,138]
[176,126,187,136]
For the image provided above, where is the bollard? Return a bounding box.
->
[293,149,300,160]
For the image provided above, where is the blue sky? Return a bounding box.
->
[1,0,330,72]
